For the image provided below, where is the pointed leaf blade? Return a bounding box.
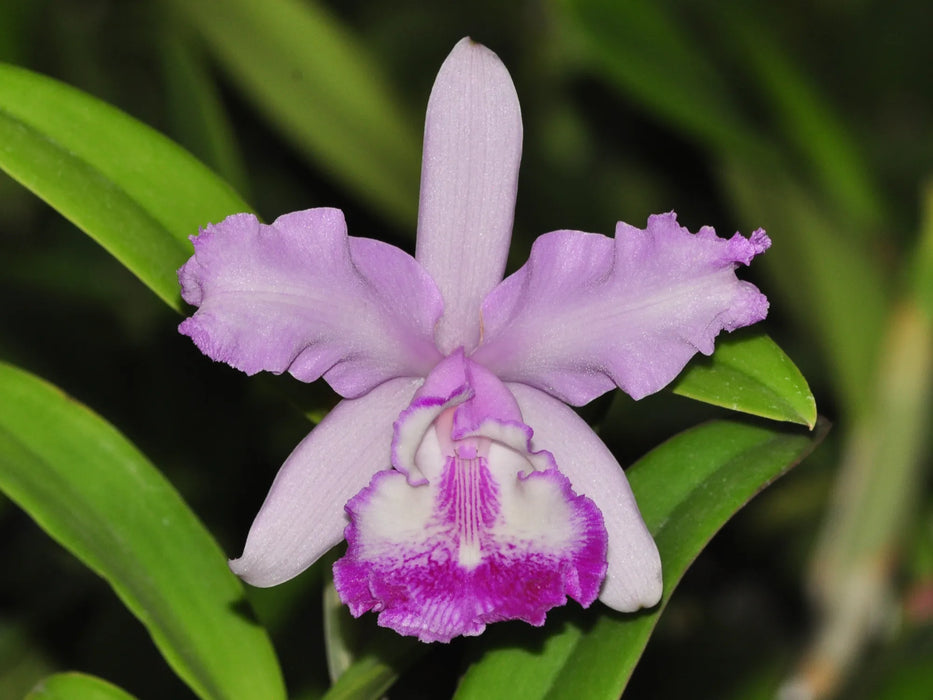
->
[0,63,251,311]
[672,333,817,428]
[0,362,285,700]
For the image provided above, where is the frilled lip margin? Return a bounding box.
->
[333,353,610,642]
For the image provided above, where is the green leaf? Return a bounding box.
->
[0,622,55,700]
[26,673,137,700]
[455,419,826,699]
[559,0,769,164]
[322,577,424,700]
[323,577,359,684]
[913,181,933,318]
[166,0,421,228]
[322,651,411,700]
[0,62,251,311]
[715,7,884,231]
[720,161,890,419]
[0,362,285,700]
[671,333,817,428]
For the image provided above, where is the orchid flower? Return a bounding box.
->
[178,38,770,643]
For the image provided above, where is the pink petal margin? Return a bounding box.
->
[179,209,442,399]
[229,377,421,587]
[415,37,523,356]
[474,212,770,405]
[508,382,663,611]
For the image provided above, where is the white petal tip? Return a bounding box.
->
[598,569,663,612]
[227,556,283,588]
[598,541,663,611]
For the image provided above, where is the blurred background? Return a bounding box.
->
[1,0,931,698]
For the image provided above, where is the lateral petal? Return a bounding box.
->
[229,377,421,587]
[179,208,442,398]
[474,212,770,404]
[508,382,663,611]
[415,38,523,355]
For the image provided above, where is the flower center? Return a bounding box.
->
[332,352,609,642]
[441,452,498,568]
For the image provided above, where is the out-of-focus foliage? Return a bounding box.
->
[164,0,423,228]
[0,0,930,698]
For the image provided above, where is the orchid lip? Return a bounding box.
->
[333,358,608,642]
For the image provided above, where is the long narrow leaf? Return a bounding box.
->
[322,574,423,700]
[27,673,137,700]
[559,0,768,163]
[322,651,413,700]
[158,27,251,198]
[0,362,285,700]
[166,0,421,227]
[455,419,825,699]
[716,7,884,230]
[0,63,251,311]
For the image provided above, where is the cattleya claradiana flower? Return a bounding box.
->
[178,38,770,643]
